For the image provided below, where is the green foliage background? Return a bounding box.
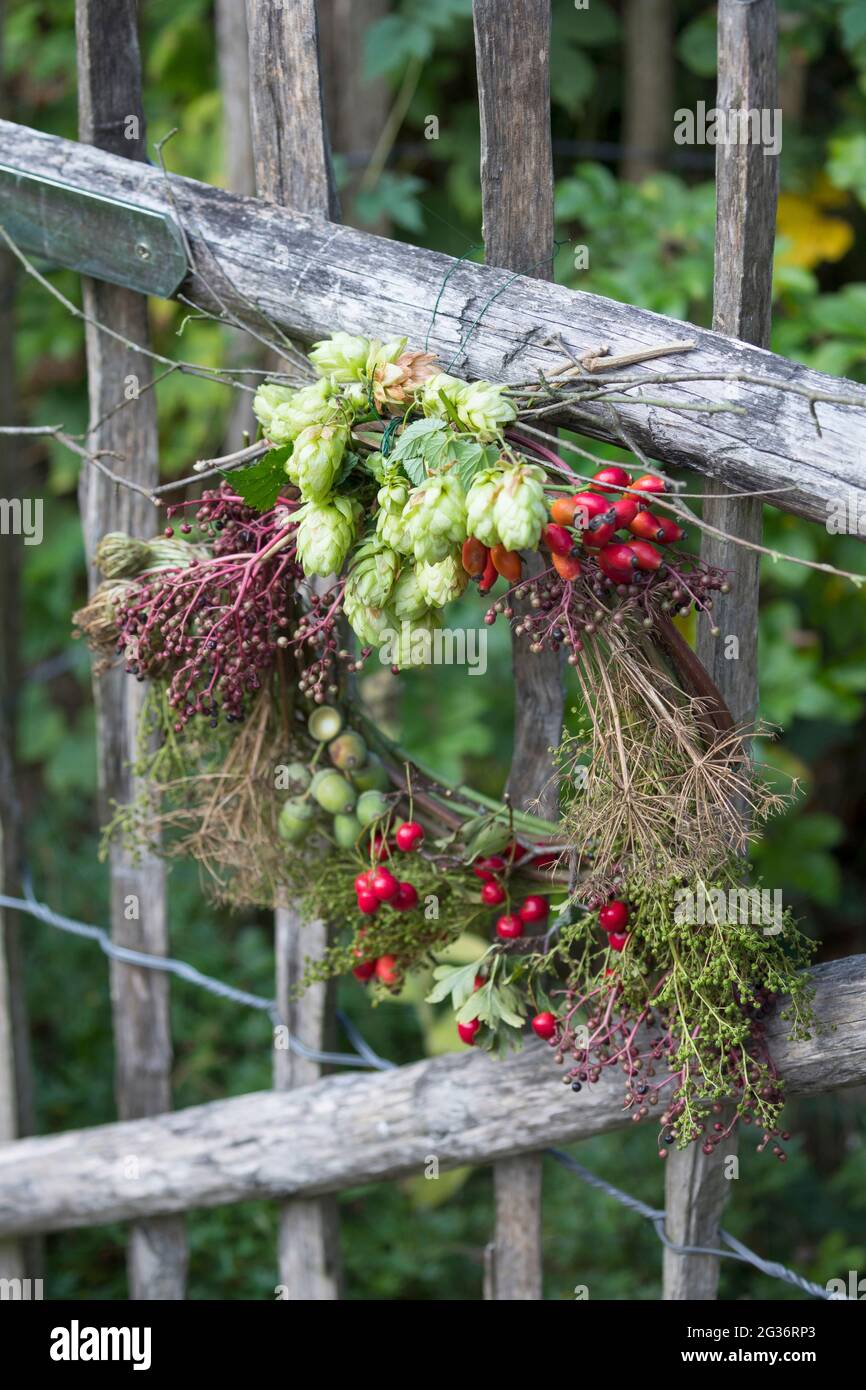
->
[4,0,866,1299]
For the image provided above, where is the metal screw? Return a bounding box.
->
[135,241,151,261]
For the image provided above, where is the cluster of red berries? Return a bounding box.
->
[545,467,682,584]
[599,898,630,952]
[351,821,425,986]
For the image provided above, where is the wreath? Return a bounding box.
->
[73,331,815,1160]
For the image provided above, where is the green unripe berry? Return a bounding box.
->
[308,705,344,742]
[351,754,389,793]
[333,812,362,848]
[280,761,311,793]
[356,789,390,827]
[312,770,356,815]
[278,798,314,844]
[328,731,367,771]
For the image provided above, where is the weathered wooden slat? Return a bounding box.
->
[246,0,342,1302]
[75,0,187,1301]
[0,954,860,1238]
[244,0,338,218]
[0,119,864,528]
[667,0,781,1305]
[474,0,558,1303]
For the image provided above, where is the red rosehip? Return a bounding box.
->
[357,889,379,915]
[481,879,507,906]
[496,913,524,940]
[598,542,638,583]
[628,473,667,496]
[579,518,618,549]
[392,881,418,911]
[472,854,507,880]
[519,894,550,923]
[531,1011,557,1040]
[395,820,424,852]
[568,492,611,528]
[592,465,632,494]
[374,954,400,985]
[607,931,628,952]
[352,960,376,982]
[611,496,639,528]
[626,539,662,572]
[654,515,685,544]
[599,900,629,933]
[542,522,575,556]
[458,1018,481,1045]
[552,552,582,581]
[370,866,399,901]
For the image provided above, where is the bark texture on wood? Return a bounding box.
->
[246,0,341,1300]
[669,0,779,1304]
[76,0,187,1301]
[621,0,674,182]
[245,0,339,218]
[1,119,864,528]
[474,0,558,1302]
[0,954,860,1237]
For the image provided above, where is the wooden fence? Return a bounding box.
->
[0,0,864,1300]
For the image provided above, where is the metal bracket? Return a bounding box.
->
[0,163,188,298]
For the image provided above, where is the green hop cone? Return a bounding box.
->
[465,467,505,547]
[376,507,413,555]
[416,553,468,608]
[293,423,349,501]
[382,610,443,669]
[343,594,396,648]
[252,381,295,436]
[493,463,547,551]
[404,473,467,565]
[377,479,409,513]
[344,540,399,610]
[420,371,467,417]
[268,378,336,444]
[295,496,359,577]
[308,332,371,383]
[454,380,516,441]
[391,565,429,621]
[365,336,408,377]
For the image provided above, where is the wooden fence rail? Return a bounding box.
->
[1,119,866,526]
[0,954,863,1240]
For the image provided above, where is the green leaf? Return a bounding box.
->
[451,439,489,490]
[226,446,291,512]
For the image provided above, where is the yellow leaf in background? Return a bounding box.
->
[401,1166,472,1208]
[776,193,854,269]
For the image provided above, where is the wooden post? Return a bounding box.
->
[621,0,674,182]
[664,0,778,1301]
[473,0,560,1301]
[245,0,341,1300]
[75,0,187,1300]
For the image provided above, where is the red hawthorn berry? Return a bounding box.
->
[370,866,399,901]
[607,931,628,952]
[473,973,486,991]
[352,960,376,983]
[472,854,507,880]
[531,850,558,869]
[374,954,401,985]
[354,870,374,894]
[531,1011,557,1040]
[496,913,524,940]
[370,830,390,859]
[626,539,662,572]
[519,894,550,923]
[552,552,582,581]
[542,522,574,556]
[505,842,529,862]
[481,879,507,906]
[599,900,630,933]
[392,881,418,911]
[592,465,632,494]
[395,820,424,852]
[357,889,379,915]
[458,1018,481,1045]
